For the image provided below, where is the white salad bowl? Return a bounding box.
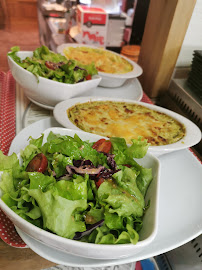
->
[53,97,202,157]
[8,51,101,107]
[57,43,143,88]
[0,127,160,260]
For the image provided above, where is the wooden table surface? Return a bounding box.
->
[0,239,56,270]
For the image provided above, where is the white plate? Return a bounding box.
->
[9,117,62,154]
[8,117,202,266]
[84,78,143,100]
[53,97,201,156]
[15,226,136,268]
[28,97,56,111]
[28,78,143,110]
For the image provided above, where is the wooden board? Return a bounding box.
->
[138,0,196,98]
[0,239,56,270]
[6,0,37,18]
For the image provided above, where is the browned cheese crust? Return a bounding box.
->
[67,101,186,146]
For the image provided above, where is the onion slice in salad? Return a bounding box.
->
[73,219,104,240]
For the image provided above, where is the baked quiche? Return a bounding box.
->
[67,101,186,146]
[63,46,133,74]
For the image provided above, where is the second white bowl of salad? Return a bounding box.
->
[0,127,160,260]
[7,46,101,107]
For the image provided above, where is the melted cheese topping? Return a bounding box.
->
[67,101,186,146]
[63,47,133,74]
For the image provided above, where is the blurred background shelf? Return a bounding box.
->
[156,75,202,160]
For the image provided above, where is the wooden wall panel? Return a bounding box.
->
[6,0,37,19]
[138,0,196,98]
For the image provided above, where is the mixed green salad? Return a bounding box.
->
[0,132,153,245]
[8,46,98,84]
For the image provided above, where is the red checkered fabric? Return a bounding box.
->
[0,71,26,247]
[0,71,16,155]
[141,92,153,104]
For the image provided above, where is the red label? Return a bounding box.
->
[83,13,107,26]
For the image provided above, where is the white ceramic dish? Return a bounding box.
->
[28,78,143,110]
[0,127,160,260]
[53,97,201,156]
[8,51,101,107]
[8,118,202,267]
[57,43,143,88]
[28,97,55,111]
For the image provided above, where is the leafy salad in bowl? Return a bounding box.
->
[0,128,160,259]
[7,47,101,107]
[8,45,98,84]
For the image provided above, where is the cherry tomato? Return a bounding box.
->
[95,178,105,189]
[92,139,112,153]
[45,61,56,70]
[85,74,92,80]
[26,153,48,173]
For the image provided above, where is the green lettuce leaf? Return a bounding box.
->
[110,136,149,163]
[113,166,144,209]
[0,169,15,194]
[29,172,56,191]
[97,180,143,217]
[0,151,19,170]
[136,167,153,197]
[91,224,139,244]
[45,133,107,167]
[28,189,87,238]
